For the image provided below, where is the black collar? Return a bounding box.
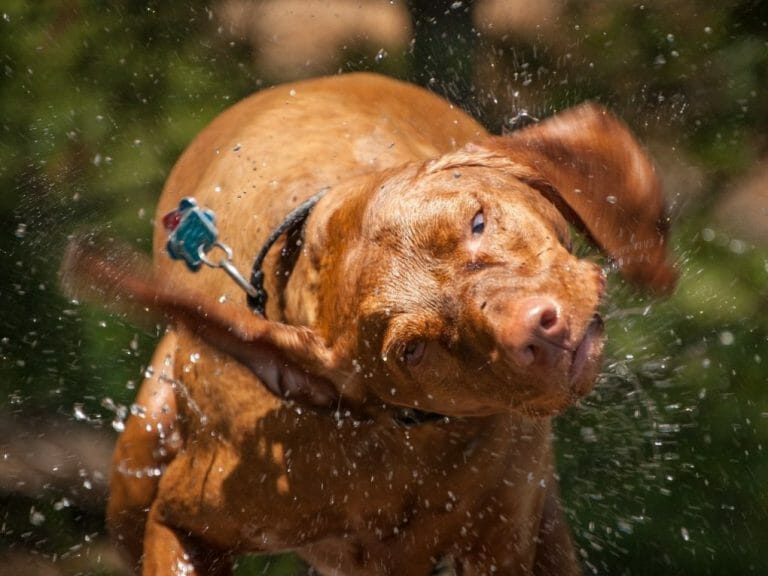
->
[248,193,452,429]
[393,407,449,428]
[247,190,327,316]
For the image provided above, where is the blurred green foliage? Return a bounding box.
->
[1,1,767,574]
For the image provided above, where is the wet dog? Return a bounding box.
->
[64,73,675,575]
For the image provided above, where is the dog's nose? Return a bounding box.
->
[501,297,568,369]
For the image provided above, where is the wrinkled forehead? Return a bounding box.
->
[361,164,569,249]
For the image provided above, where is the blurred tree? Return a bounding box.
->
[407,0,477,110]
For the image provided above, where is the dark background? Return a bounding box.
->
[1,1,767,574]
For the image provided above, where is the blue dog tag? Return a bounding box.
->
[162,197,260,299]
[163,198,217,271]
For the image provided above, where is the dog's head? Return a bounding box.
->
[289,103,674,417]
[63,103,675,418]
[320,162,607,417]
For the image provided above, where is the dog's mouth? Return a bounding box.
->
[506,313,605,417]
[568,313,605,394]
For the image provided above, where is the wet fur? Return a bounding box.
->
[63,73,674,575]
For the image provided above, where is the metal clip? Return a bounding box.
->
[198,242,259,298]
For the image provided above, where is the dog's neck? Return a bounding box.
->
[331,396,550,438]
[247,190,327,316]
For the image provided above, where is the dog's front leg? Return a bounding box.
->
[108,332,180,571]
[143,501,233,576]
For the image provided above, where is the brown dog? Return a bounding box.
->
[65,73,675,575]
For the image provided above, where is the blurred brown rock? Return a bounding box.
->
[0,536,133,576]
[0,541,128,576]
[217,0,412,79]
[0,412,113,509]
[716,160,768,246]
[473,0,561,39]
[0,413,128,574]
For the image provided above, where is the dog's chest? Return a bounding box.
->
[163,334,553,568]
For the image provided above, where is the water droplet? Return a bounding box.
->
[29,507,45,526]
[190,352,200,363]
[729,239,746,254]
[233,143,241,152]
[606,195,617,205]
[14,223,27,238]
[289,89,296,97]
[130,403,147,418]
[73,404,88,421]
[375,48,387,63]
[680,526,690,541]
[719,331,735,346]
[580,427,598,443]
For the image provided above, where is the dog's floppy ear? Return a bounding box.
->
[60,237,340,407]
[485,102,676,294]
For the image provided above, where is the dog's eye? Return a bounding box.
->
[401,340,426,367]
[471,210,485,235]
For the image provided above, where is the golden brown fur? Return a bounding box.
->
[64,73,674,575]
